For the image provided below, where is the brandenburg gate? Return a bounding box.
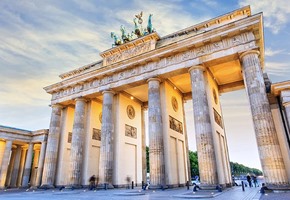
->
[1,6,289,190]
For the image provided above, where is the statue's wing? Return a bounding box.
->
[140,11,143,17]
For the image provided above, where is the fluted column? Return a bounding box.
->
[41,104,62,188]
[17,147,27,187]
[240,50,288,186]
[281,90,290,132]
[35,141,47,187]
[182,99,191,183]
[10,145,22,187]
[5,147,16,187]
[0,140,5,169]
[189,66,218,187]
[30,147,40,186]
[68,97,87,187]
[0,140,13,189]
[22,143,34,187]
[147,78,165,189]
[99,90,115,188]
[141,106,147,183]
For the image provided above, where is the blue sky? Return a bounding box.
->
[1,0,290,170]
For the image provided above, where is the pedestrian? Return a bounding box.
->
[260,183,271,194]
[192,183,201,192]
[253,175,258,187]
[246,174,252,187]
[89,175,96,190]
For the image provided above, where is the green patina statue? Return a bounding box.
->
[111,32,122,47]
[147,14,154,34]
[110,11,155,47]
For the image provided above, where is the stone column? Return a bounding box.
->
[68,97,87,187]
[189,66,218,187]
[30,147,40,186]
[17,147,27,187]
[22,143,34,187]
[147,78,166,189]
[35,141,47,187]
[41,104,62,188]
[10,145,22,187]
[5,147,16,187]
[0,140,6,169]
[182,99,191,183]
[240,50,288,186]
[99,90,115,188]
[0,140,13,189]
[141,106,147,184]
[281,90,290,132]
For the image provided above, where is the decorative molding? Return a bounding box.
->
[127,105,135,119]
[171,96,178,112]
[50,32,256,101]
[169,115,183,134]
[67,132,72,143]
[125,124,137,138]
[100,32,160,66]
[213,108,223,129]
[92,128,101,141]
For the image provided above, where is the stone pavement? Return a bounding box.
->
[0,186,289,200]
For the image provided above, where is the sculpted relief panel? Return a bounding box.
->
[52,32,255,101]
[105,42,151,66]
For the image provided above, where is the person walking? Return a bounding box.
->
[89,175,96,190]
[246,174,252,187]
[253,175,258,187]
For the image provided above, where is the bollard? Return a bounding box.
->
[142,181,144,190]
[132,181,134,189]
[105,183,107,190]
[241,181,245,192]
[187,181,189,190]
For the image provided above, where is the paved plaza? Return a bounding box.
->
[0,186,289,200]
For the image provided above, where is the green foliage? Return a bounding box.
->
[146,148,262,178]
[146,146,149,173]
[230,162,263,176]
[189,150,199,177]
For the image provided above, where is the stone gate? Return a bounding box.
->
[1,6,289,190]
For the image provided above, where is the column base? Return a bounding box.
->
[97,183,114,189]
[200,184,220,190]
[149,184,168,190]
[268,184,290,191]
[39,184,55,189]
[65,184,83,190]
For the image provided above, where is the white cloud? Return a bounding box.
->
[201,0,218,7]
[265,62,290,77]
[239,0,290,34]
[265,48,284,57]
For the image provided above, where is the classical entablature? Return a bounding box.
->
[0,125,48,143]
[44,6,264,105]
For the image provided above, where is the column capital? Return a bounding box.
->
[102,90,115,95]
[239,50,260,60]
[283,102,290,107]
[50,104,63,109]
[188,65,206,73]
[74,97,87,102]
[147,77,161,83]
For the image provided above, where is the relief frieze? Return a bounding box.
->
[52,32,254,101]
[105,42,151,66]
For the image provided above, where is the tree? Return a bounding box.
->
[230,162,262,176]
[146,146,149,173]
[189,150,199,178]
